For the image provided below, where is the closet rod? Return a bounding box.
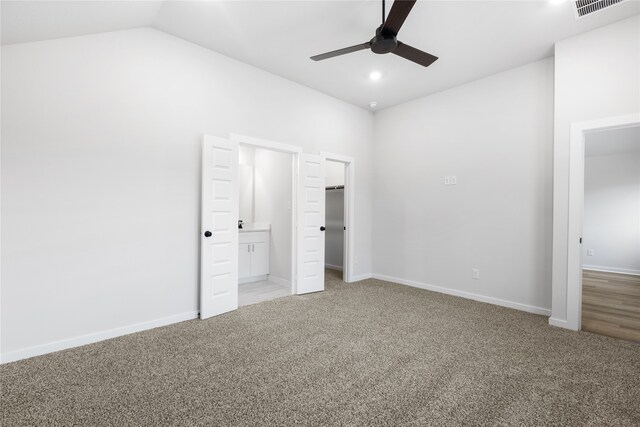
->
[325,185,344,191]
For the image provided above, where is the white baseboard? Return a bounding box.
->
[325,264,343,271]
[583,265,640,276]
[0,311,198,364]
[351,273,372,282]
[372,273,551,316]
[548,317,577,330]
[239,275,268,285]
[268,275,292,288]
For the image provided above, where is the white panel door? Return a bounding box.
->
[200,135,239,319]
[297,153,326,294]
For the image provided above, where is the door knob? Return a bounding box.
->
[204,231,212,237]
[320,226,326,231]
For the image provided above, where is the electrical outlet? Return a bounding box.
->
[472,268,480,280]
[444,176,451,185]
[451,176,457,185]
[587,249,594,256]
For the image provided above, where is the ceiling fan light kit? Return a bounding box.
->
[311,0,438,68]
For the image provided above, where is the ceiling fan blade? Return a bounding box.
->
[311,42,371,61]
[392,42,438,67]
[381,0,416,36]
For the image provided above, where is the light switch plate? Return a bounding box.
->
[444,176,451,185]
[451,176,457,185]
[587,249,594,256]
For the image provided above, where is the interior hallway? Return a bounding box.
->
[582,269,640,343]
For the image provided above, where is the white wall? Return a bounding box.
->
[583,150,640,275]
[1,28,374,360]
[326,160,345,188]
[254,148,292,283]
[551,16,640,323]
[238,145,255,224]
[372,58,554,314]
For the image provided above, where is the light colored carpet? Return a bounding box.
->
[2,269,639,426]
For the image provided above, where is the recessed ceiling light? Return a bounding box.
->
[369,71,382,81]
[368,101,378,109]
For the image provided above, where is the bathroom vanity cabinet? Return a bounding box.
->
[239,230,270,282]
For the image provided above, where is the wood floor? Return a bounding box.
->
[582,269,640,343]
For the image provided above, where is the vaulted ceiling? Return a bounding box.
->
[2,1,639,109]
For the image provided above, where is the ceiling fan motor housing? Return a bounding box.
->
[370,26,398,54]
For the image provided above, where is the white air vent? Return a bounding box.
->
[575,0,627,18]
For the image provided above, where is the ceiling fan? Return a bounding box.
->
[310,0,438,68]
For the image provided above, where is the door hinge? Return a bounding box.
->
[579,237,582,244]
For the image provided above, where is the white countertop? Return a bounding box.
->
[239,222,270,233]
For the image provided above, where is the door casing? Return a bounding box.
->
[201,134,359,316]
[553,113,640,331]
[229,133,302,294]
[320,152,356,283]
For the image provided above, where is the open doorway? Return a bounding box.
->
[321,152,355,284]
[581,125,640,342]
[200,135,356,318]
[559,113,640,334]
[325,160,346,282]
[237,144,294,306]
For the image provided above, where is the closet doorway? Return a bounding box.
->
[322,152,355,283]
[325,160,346,281]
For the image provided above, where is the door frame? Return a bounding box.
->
[564,113,640,330]
[230,133,302,294]
[320,152,355,283]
